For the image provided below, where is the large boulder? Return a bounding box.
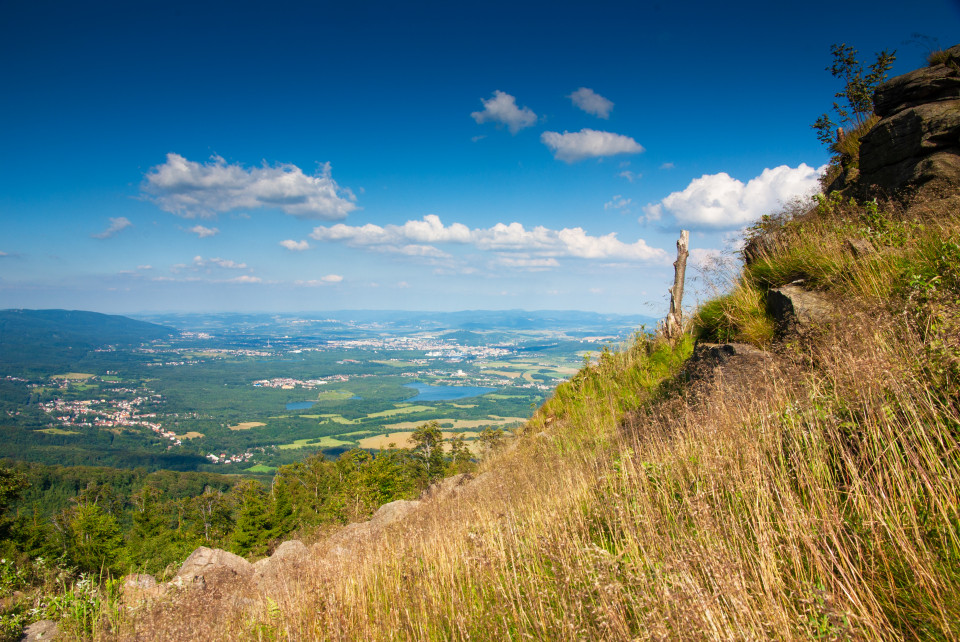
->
[767,282,836,334]
[856,44,960,198]
[174,546,253,589]
[680,342,775,406]
[369,499,420,527]
[253,539,310,583]
[317,499,422,559]
[873,45,960,117]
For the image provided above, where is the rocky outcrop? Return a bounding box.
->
[19,619,58,641]
[857,44,960,198]
[174,546,253,589]
[767,282,836,334]
[681,342,775,405]
[253,539,309,582]
[320,499,422,558]
[122,573,165,602]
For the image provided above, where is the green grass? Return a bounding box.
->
[365,405,433,419]
[315,390,355,402]
[278,436,355,450]
[244,464,277,473]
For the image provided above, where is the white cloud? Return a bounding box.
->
[92,217,132,239]
[310,214,667,266]
[280,239,311,251]
[0,251,7,257]
[137,265,153,270]
[689,247,722,269]
[295,274,342,286]
[143,153,357,219]
[471,91,537,134]
[568,87,614,118]
[660,162,675,170]
[189,224,219,238]
[226,275,262,284]
[495,257,560,270]
[617,170,637,182]
[640,203,663,223]
[174,256,249,274]
[604,195,632,212]
[541,129,644,163]
[648,164,825,228]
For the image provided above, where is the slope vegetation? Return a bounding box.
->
[119,54,960,641]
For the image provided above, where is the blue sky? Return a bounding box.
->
[2,0,958,316]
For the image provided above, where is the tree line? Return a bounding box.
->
[0,423,504,578]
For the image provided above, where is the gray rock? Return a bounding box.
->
[369,499,420,527]
[851,46,960,199]
[272,539,309,562]
[846,238,876,259]
[421,473,471,501]
[680,342,775,405]
[253,539,310,582]
[874,45,960,118]
[175,546,253,587]
[123,573,157,590]
[19,620,58,641]
[767,283,836,333]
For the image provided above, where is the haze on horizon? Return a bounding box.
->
[1,0,958,316]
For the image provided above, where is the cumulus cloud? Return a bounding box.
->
[471,90,537,134]
[568,87,614,118]
[310,214,667,266]
[279,239,310,251]
[541,129,644,163]
[189,224,219,238]
[617,170,637,182]
[92,217,132,239]
[143,153,357,219]
[647,164,825,228]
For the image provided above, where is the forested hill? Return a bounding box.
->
[0,309,175,374]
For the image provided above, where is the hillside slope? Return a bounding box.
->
[0,309,175,374]
[119,52,960,641]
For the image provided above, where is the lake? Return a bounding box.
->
[285,401,315,410]
[403,382,496,402]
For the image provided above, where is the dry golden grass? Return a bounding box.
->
[116,198,960,641]
[228,422,265,431]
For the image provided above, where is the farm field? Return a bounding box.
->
[0,309,653,472]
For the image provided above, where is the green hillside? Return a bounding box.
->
[0,309,175,374]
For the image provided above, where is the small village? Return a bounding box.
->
[38,393,184,446]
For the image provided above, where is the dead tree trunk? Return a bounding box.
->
[664,230,689,341]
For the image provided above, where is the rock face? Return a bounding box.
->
[19,619,58,641]
[175,546,253,588]
[767,282,836,334]
[681,342,775,405]
[253,539,309,582]
[857,44,960,198]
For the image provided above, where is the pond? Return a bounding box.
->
[403,382,497,402]
[285,401,315,410]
